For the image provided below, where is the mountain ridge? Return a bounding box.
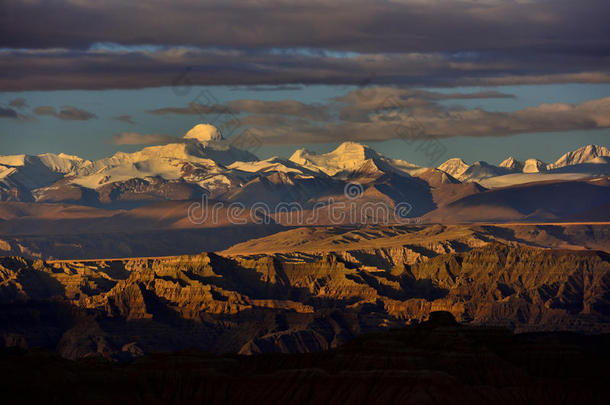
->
[2,123,609,200]
[2,124,610,225]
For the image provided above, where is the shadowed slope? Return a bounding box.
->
[1,312,609,404]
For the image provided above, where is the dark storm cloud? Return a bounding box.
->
[0,0,609,91]
[3,0,610,55]
[1,46,609,91]
[33,105,97,120]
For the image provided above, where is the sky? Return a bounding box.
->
[1,0,610,166]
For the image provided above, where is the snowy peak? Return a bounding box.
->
[66,124,257,190]
[438,158,509,182]
[333,141,378,159]
[289,148,309,161]
[0,154,28,167]
[412,167,460,186]
[0,153,93,193]
[70,142,245,190]
[499,157,523,171]
[38,153,89,174]
[289,142,379,176]
[129,142,210,162]
[184,123,223,143]
[229,156,321,177]
[0,153,90,176]
[461,161,508,182]
[522,158,546,173]
[498,157,546,173]
[0,155,65,191]
[437,158,470,179]
[496,145,608,173]
[551,145,610,169]
[349,159,388,179]
[289,141,418,178]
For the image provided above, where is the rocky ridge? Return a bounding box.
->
[1,243,609,360]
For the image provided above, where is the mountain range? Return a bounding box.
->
[1,123,610,226]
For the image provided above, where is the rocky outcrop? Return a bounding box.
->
[1,244,609,360]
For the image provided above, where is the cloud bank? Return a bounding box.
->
[248,94,610,145]
[0,0,609,90]
[112,87,610,146]
[3,0,609,54]
[1,47,609,91]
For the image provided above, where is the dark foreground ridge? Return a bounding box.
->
[1,312,608,405]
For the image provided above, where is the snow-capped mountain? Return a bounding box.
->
[0,153,90,181]
[289,142,420,177]
[497,157,547,173]
[437,159,509,182]
[459,161,510,183]
[71,124,257,187]
[437,158,470,179]
[439,145,610,184]
[1,123,609,207]
[183,123,223,143]
[229,156,322,178]
[76,124,261,198]
[498,157,523,171]
[0,124,259,202]
[522,159,547,173]
[37,153,90,174]
[549,145,610,169]
[0,153,93,201]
